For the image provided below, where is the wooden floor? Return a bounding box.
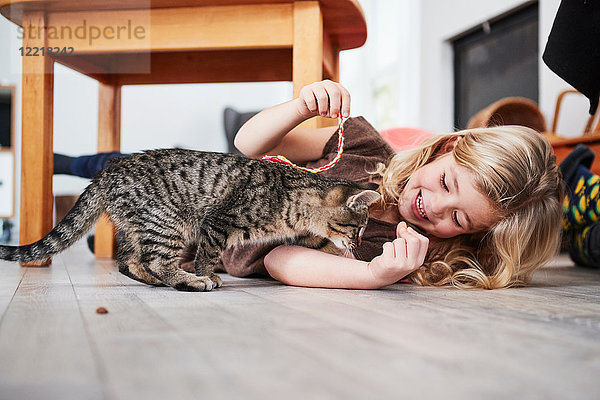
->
[0,241,599,400]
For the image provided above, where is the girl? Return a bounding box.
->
[54,80,564,290]
[226,80,564,289]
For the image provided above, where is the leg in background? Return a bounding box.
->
[560,145,600,267]
[54,151,128,178]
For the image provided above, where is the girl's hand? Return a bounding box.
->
[295,80,351,119]
[367,222,429,285]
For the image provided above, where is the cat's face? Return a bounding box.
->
[319,187,381,251]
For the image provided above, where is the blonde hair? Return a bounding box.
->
[377,126,563,289]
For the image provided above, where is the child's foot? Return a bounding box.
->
[53,153,75,175]
[559,145,598,230]
[559,144,595,187]
[86,234,95,254]
[86,231,125,255]
[568,222,600,268]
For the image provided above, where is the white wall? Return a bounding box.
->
[340,0,421,130]
[51,70,291,195]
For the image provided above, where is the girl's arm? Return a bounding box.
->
[234,80,350,163]
[264,223,429,289]
[265,246,383,289]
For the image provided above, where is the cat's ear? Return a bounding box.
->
[347,190,380,210]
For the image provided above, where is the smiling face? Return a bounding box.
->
[397,152,498,238]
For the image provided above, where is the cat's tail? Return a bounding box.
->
[0,181,105,263]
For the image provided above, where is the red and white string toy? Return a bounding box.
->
[262,116,346,173]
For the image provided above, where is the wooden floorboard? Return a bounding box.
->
[64,256,224,400]
[0,242,599,400]
[0,260,26,323]
[99,261,380,399]
[0,252,104,400]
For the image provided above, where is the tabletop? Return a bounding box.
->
[0,0,367,50]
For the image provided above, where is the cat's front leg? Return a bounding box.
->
[293,235,344,256]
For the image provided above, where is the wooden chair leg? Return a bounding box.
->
[20,11,54,267]
[95,215,117,259]
[321,32,340,129]
[293,1,330,129]
[94,82,121,259]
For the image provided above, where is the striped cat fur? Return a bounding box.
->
[0,150,380,291]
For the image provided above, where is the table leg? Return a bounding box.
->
[20,12,54,267]
[94,82,121,259]
[323,31,340,82]
[293,1,327,129]
[321,34,340,129]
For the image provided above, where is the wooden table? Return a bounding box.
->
[0,0,367,263]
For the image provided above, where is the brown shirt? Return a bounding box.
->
[217,116,398,277]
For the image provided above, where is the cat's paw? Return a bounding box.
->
[173,276,218,292]
[319,241,345,256]
[210,274,223,288]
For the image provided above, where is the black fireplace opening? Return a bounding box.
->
[452,1,539,130]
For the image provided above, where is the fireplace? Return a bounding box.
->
[452,1,539,129]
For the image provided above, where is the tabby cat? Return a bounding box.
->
[0,150,380,291]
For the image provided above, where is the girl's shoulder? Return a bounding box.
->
[304,116,395,183]
[337,116,395,157]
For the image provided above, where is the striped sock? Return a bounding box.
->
[567,225,600,268]
[562,165,600,231]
